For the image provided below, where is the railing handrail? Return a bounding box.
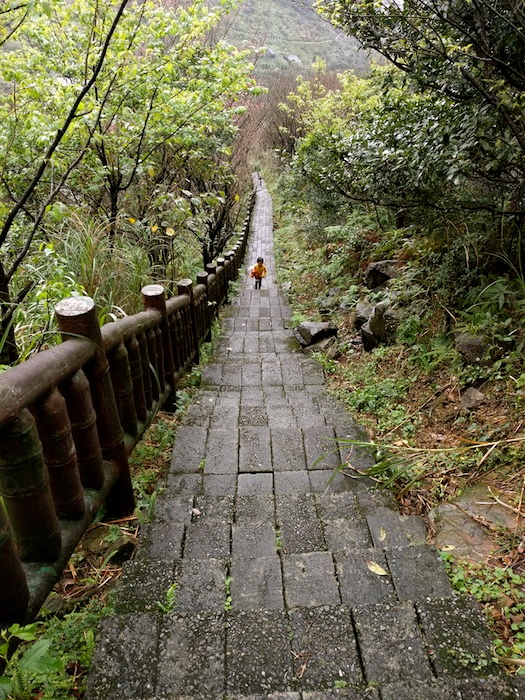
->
[0,192,255,626]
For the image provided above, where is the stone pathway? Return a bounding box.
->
[87,178,524,699]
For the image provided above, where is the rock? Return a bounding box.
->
[281,281,292,293]
[266,48,276,58]
[455,333,489,364]
[304,336,339,357]
[355,301,374,329]
[293,321,338,347]
[363,260,400,289]
[285,54,302,65]
[461,387,484,411]
[360,301,400,350]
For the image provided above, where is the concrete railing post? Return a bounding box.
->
[142,284,176,408]
[55,297,135,518]
[177,279,200,365]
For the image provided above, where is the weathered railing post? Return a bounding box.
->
[196,271,212,342]
[0,502,29,625]
[55,297,135,518]
[205,263,218,319]
[177,279,200,365]
[32,387,85,519]
[216,257,226,304]
[0,409,61,561]
[62,370,105,489]
[142,284,176,409]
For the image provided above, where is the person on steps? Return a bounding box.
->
[250,257,267,289]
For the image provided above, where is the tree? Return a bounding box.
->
[0,0,131,365]
[317,0,525,215]
[0,0,258,363]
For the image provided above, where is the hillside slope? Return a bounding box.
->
[219,0,369,75]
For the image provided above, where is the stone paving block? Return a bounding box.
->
[202,473,237,496]
[274,470,311,494]
[279,518,326,554]
[193,495,235,520]
[244,335,260,354]
[235,494,276,522]
[282,552,340,608]
[355,488,398,514]
[153,495,194,524]
[201,363,223,387]
[165,472,202,497]
[380,678,458,699]
[201,421,239,474]
[416,596,501,678]
[238,472,274,495]
[242,387,263,406]
[309,469,355,495]
[454,676,523,699]
[86,612,159,700]
[315,492,359,520]
[232,521,278,558]
[352,601,434,685]
[386,545,453,601]
[211,404,240,428]
[216,390,242,406]
[183,519,231,560]
[226,610,292,694]
[258,318,273,331]
[280,361,303,386]
[300,360,325,385]
[171,425,207,473]
[303,690,380,700]
[114,559,176,614]
[289,605,363,690]
[335,549,395,607]
[175,558,227,613]
[271,428,307,471]
[263,385,286,400]
[276,494,318,523]
[303,426,340,470]
[263,361,283,385]
[240,427,273,473]
[365,507,427,548]
[296,415,327,429]
[259,335,276,353]
[137,520,185,561]
[267,409,297,430]
[239,406,269,427]
[242,363,263,385]
[230,555,284,610]
[324,519,372,551]
[157,611,225,697]
[227,333,247,352]
[181,403,212,428]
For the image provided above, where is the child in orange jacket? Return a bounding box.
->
[250,257,267,289]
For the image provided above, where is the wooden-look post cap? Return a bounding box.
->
[142,284,165,298]
[55,296,95,318]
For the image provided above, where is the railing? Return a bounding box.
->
[0,199,253,626]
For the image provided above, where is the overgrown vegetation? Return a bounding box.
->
[263,0,525,674]
[0,0,260,365]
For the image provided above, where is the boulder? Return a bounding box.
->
[461,387,485,411]
[355,301,374,329]
[363,260,400,289]
[293,321,338,347]
[360,301,400,350]
[455,333,490,364]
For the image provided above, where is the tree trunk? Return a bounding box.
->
[0,261,17,366]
